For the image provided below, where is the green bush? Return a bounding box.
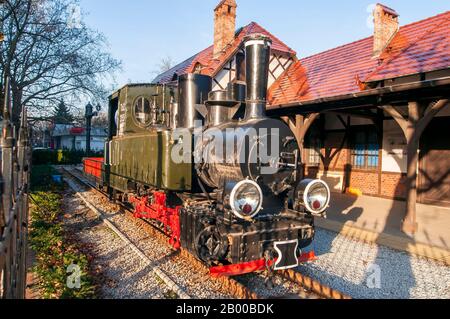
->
[32,150,58,165]
[31,165,58,191]
[29,189,96,299]
[32,149,103,166]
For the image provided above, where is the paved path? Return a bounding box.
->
[324,193,450,250]
[301,228,450,299]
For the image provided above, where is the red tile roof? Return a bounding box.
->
[367,12,450,82]
[268,11,450,108]
[152,22,296,84]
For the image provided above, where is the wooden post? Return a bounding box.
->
[283,113,319,179]
[380,99,449,235]
[404,102,421,234]
[282,114,320,158]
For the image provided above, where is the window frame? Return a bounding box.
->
[308,136,322,166]
[350,126,380,171]
[132,96,152,128]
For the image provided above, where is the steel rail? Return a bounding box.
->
[63,173,192,299]
[278,269,351,300]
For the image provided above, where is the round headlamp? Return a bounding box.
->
[229,180,263,220]
[297,179,330,214]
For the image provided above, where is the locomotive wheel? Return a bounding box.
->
[194,226,227,264]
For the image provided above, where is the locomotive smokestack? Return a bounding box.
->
[244,34,272,120]
[177,74,212,129]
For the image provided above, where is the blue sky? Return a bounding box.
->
[79,0,449,88]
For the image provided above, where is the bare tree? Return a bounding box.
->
[91,111,108,128]
[0,0,121,127]
[151,56,174,77]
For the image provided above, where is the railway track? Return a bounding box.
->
[61,166,350,300]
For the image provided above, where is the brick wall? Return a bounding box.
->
[350,171,379,196]
[310,168,407,199]
[373,4,399,56]
[213,0,237,58]
[381,173,407,199]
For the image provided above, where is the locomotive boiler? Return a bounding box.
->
[85,34,330,276]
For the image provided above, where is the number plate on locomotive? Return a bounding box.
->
[274,240,299,270]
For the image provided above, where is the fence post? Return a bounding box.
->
[1,77,15,298]
[0,77,29,299]
[17,107,30,298]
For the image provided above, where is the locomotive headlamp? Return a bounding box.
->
[297,179,330,214]
[229,180,263,220]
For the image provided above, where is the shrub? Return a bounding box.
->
[32,149,103,166]
[31,165,57,191]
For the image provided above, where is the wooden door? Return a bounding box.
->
[419,117,450,207]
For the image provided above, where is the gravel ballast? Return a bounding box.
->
[63,171,235,299]
[63,192,173,299]
[298,228,450,299]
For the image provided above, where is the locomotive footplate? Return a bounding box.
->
[224,218,314,266]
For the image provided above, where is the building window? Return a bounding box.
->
[308,138,322,165]
[351,128,379,170]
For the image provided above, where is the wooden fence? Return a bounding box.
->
[0,77,31,299]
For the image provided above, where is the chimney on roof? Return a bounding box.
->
[373,3,399,57]
[213,0,237,59]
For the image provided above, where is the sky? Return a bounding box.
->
[78,0,449,88]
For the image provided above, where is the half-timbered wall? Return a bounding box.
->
[304,112,450,206]
[212,51,294,91]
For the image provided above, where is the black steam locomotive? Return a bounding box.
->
[84,34,330,276]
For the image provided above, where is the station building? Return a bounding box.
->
[153,0,449,235]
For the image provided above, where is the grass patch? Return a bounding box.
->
[29,165,96,299]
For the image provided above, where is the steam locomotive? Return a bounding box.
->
[83,34,330,276]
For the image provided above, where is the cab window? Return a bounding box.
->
[133,96,151,127]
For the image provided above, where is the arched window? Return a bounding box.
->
[133,96,151,127]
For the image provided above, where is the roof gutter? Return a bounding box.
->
[267,76,450,111]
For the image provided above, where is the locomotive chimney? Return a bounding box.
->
[177,74,212,129]
[244,34,272,120]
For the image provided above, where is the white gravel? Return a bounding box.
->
[63,169,234,299]
[297,228,450,299]
[63,193,173,299]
